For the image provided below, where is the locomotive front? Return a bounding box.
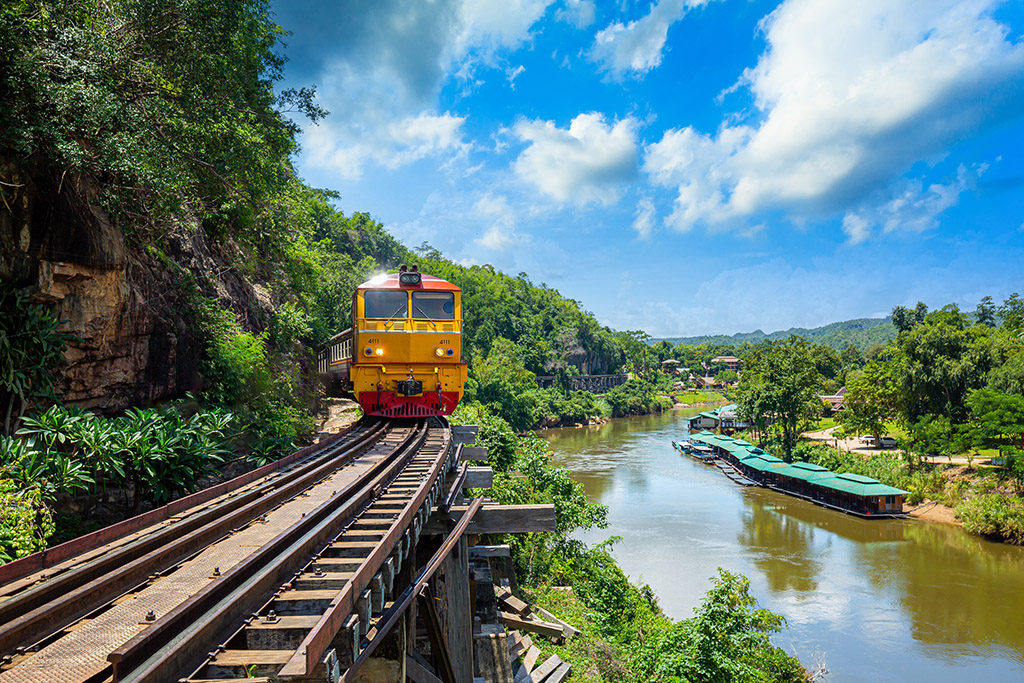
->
[349,266,468,418]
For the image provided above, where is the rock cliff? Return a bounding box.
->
[1,164,269,415]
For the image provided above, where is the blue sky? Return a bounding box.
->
[270,0,1024,337]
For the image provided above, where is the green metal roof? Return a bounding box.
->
[740,451,783,463]
[815,474,909,497]
[737,457,779,472]
[698,411,719,420]
[732,439,752,446]
[772,461,835,482]
[832,472,879,484]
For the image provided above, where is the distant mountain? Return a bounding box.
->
[656,317,896,351]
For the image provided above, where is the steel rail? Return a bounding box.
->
[278,418,456,678]
[0,419,368,589]
[0,420,390,657]
[119,420,439,683]
[339,497,485,683]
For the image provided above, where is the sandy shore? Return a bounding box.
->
[904,500,961,526]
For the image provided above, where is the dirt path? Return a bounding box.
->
[318,397,361,434]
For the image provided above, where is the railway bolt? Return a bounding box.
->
[212,567,221,576]
[314,567,325,577]
[145,610,156,622]
[263,610,280,624]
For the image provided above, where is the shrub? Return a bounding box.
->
[956,495,1024,544]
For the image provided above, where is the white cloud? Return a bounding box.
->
[841,164,986,243]
[473,194,531,250]
[456,0,555,58]
[642,0,1024,234]
[633,197,657,239]
[297,1,555,178]
[506,64,526,88]
[589,0,709,79]
[306,112,467,179]
[556,0,596,29]
[513,113,639,204]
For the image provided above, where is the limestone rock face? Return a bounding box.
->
[1,165,268,415]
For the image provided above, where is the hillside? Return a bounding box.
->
[657,317,896,351]
[0,1,624,431]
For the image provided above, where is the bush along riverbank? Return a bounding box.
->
[454,403,810,682]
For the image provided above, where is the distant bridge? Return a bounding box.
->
[535,373,629,393]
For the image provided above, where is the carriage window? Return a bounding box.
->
[363,290,408,319]
[412,292,455,320]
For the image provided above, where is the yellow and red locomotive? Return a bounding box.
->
[318,266,468,418]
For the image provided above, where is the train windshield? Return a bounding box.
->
[412,292,455,320]
[363,290,408,319]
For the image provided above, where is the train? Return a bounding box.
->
[317,265,468,418]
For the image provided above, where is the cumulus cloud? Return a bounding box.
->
[456,0,555,58]
[306,112,467,179]
[633,197,657,239]
[513,113,639,204]
[556,0,596,29]
[294,0,554,178]
[841,164,986,243]
[473,194,531,250]
[589,0,709,79]
[642,0,1024,234]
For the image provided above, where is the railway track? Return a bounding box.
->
[0,417,461,683]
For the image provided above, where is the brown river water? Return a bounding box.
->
[543,408,1024,682]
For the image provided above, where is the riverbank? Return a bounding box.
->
[906,500,961,525]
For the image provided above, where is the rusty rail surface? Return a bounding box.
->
[0,421,367,588]
[0,417,476,683]
[0,419,389,662]
[114,419,455,683]
[341,496,484,683]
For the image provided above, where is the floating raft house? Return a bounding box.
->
[688,432,907,517]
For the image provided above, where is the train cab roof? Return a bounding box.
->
[356,272,460,292]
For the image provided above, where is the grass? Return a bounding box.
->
[521,585,635,682]
[673,390,726,405]
[808,417,836,431]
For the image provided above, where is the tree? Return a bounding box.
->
[1000,293,1024,336]
[715,369,739,385]
[898,307,1004,424]
[737,337,825,457]
[976,296,997,327]
[614,330,653,378]
[472,338,539,431]
[840,343,865,370]
[838,358,901,445]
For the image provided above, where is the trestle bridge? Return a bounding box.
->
[0,418,556,683]
[533,374,628,393]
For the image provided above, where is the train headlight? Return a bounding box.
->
[435,347,445,357]
[375,348,384,356]
[399,272,421,285]
[446,348,454,356]
[364,347,373,356]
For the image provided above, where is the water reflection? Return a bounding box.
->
[737,495,821,593]
[545,410,1024,681]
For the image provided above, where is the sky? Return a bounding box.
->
[270,0,1024,337]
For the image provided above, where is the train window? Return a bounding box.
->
[412,292,455,320]
[364,290,408,319]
